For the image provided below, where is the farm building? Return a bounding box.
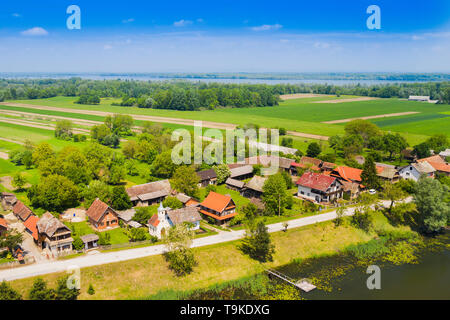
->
[175,193,199,207]
[36,212,73,252]
[197,169,217,188]
[199,191,237,225]
[375,163,400,182]
[126,179,171,206]
[225,178,245,192]
[12,201,33,222]
[80,234,99,251]
[417,155,450,176]
[86,198,120,231]
[242,176,267,198]
[117,209,142,228]
[1,192,17,211]
[296,172,343,203]
[229,165,254,180]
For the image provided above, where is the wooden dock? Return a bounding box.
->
[266,269,316,292]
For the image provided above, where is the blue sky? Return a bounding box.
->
[0,0,449,72]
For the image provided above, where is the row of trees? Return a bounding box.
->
[0,277,80,300]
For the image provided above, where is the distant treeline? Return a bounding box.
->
[0,78,449,109]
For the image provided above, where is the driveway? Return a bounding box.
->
[0,198,412,282]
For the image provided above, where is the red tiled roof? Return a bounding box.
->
[200,191,234,213]
[332,166,364,182]
[0,218,7,229]
[199,209,238,221]
[299,156,323,167]
[296,172,337,192]
[12,201,33,221]
[148,214,160,227]
[23,215,39,240]
[291,162,320,171]
[427,161,450,173]
[417,155,445,164]
[86,198,118,223]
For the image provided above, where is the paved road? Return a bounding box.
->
[0,198,411,282]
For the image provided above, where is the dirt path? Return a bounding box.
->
[280,93,332,100]
[0,152,8,159]
[312,97,379,104]
[322,111,420,124]
[0,137,25,145]
[0,102,331,141]
[0,116,89,134]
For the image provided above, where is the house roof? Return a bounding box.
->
[376,166,398,179]
[81,234,99,243]
[439,149,450,158]
[299,156,323,167]
[425,161,450,173]
[126,180,171,201]
[167,207,202,225]
[23,215,39,240]
[412,162,436,174]
[229,165,253,178]
[226,178,245,189]
[148,214,160,227]
[322,162,337,170]
[12,201,33,221]
[290,162,320,171]
[296,172,337,192]
[200,191,234,213]
[37,212,71,238]
[117,209,136,222]
[197,169,217,181]
[332,166,363,182]
[175,193,191,204]
[417,155,445,165]
[0,218,7,229]
[245,155,292,169]
[245,176,267,193]
[1,192,17,205]
[127,221,142,228]
[185,199,200,207]
[86,198,118,223]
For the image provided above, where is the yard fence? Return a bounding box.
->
[0,256,35,270]
[98,239,158,251]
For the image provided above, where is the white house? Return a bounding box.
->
[148,203,202,239]
[398,162,435,181]
[296,172,343,203]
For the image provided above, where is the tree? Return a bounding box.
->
[262,173,291,216]
[163,196,183,209]
[425,134,448,153]
[414,177,449,233]
[83,180,111,207]
[413,142,431,159]
[122,140,139,159]
[27,174,79,212]
[361,156,380,190]
[87,284,95,295]
[152,151,177,178]
[334,205,347,227]
[328,135,343,155]
[382,181,406,213]
[55,276,80,300]
[382,133,408,160]
[306,142,321,158]
[32,142,54,166]
[342,134,364,158]
[133,207,154,225]
[213,164,231,184]
[0,230,23,254]
[28,278,56,300]
[239,219,275,262]
[110,186,132,210]
[12,172,27,190]
[72,237,84,251]
[344,119,381,146]
[171,166,199,197]
[105,114,134,136]
[163,224,197,276]
[55,120,73,140]
[129,228,148,242]
[58,147,92,185]
[0,281,22,300]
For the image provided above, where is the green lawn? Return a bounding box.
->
[65,220,130,245]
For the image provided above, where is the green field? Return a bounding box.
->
[7,95,449,142]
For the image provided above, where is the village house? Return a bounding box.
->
[245,155,293,173]
[117,209,142,228]
[36,212,73,252]
[80,234,99,251]
[417,155,450,176]
[341,180,362,200]
[330,166,363,184]
[439,149,450,159]
[225,177,245,192]
[398,162,436,181]
[1,192,17,211]
[376,163,400,183]
[197,169,217,188]
[321,162,337,173]
[175,193,199,207]
[24,215,39,242]
[12,201,33,222]
[0,217,7,236]
[86,198,120,231]
[126,179,171,207]
[242,176,267,198]
[148,203,202,238]
[229,164,254,180]
[296,172,343,203]
[199,191,237,225]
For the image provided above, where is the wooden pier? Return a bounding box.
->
[266,269,316,292]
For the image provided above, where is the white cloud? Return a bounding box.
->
[122,18,135,24]
[103,44,113,50]
[314,42,330,49]
[12,13,21,18]
[174,19,193,27]
[21,27,48,36]
[251,24,282,31]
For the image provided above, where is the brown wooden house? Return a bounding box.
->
[199,191,237,225]
[86,198,120,231]
[36,212,73,252]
